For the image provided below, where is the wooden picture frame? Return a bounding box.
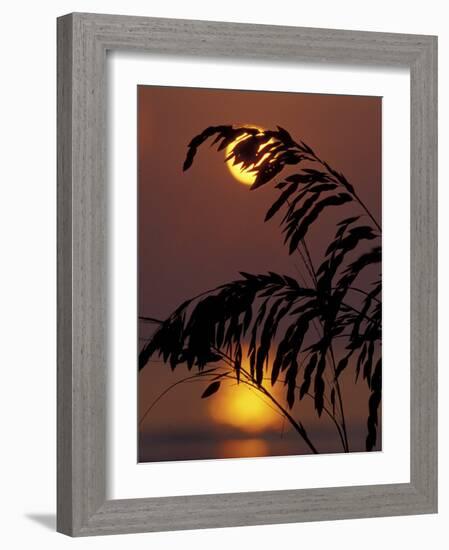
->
[57,12,437,536]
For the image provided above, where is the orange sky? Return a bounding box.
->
[137,85,381,462]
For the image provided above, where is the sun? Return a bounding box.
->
[225,127,272,186]
[207,378,281,434]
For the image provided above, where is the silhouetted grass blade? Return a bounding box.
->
[299,354,318,400]
[264,182,298,221]
[366,359,381,450]
[288,193,352,255]
[201,381,221,399]
[314,355,326,416]
[286,359,298,409]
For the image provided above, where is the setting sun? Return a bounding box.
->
[208,378,281,434]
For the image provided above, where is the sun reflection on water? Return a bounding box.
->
[218,438,269,459]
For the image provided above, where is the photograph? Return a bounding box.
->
[138,85,382,462]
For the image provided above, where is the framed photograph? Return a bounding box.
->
[57,13,437,536]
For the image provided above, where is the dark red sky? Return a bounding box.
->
[138,85,381,462]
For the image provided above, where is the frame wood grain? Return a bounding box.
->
[57,12,437,536]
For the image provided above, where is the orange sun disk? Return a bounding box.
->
[225,127,272,186]
[208,376,281,434]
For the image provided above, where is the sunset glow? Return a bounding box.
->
[208,377,281,434]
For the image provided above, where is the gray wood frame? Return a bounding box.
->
[57,12,438,536]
